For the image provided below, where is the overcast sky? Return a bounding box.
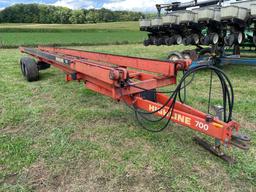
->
[0,0,189,11]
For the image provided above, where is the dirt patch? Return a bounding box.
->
[20,160,50,192]
[191,163,247,192]
[0,125,25,134]
[0,159,170,192]
[70,128,99,142]
[114,166,172,192]
[1,173,18,185]
[47,174,65,191]
[50,159,172,192]
[235,114,256,131]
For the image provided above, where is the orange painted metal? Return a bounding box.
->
[133,94,239,144]
[20,46,240,146]
[37,46,191,76]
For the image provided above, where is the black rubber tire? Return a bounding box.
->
[155,38,162,46]
[20,57,39,82]
[169,36,176,45]
[203,35,210,45]
[152,37,158,45]
[164,37,171,45]
[253,35,256,46]
[143,39,151,46]
[186,37,193,45]
[209,33,219,45]
[224,36,229,46]
[200,36,204,45]
[20,58,26,77]
[182,38,188,46]
[227,34,235,47]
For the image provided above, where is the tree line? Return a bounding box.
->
[0,4,145,24]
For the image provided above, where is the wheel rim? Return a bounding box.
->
[237,32,243,44]
[212,33,219,45]
[193,34,200,44]
[183,53,191,59]
[175,35,182,45]
[169,54,180,61]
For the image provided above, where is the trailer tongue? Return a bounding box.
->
[19,46,250,164]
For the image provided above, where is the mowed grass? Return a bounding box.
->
[0,22,146,48]
[0,44,255,191]
[0,31,146,48]
[0,22,140,31]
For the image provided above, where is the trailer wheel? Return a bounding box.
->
[175,35,183,45]
[20,58,26,76]
[182,50,198,61]
[203,35,210,45]
[192,34,200,45]
[20,57,39,82]
[143,39,151,46]
[210,33,219,45]
[164,37,172,45]
[167,52,183,62]
[253,35,256,46]
[225,34,237,47]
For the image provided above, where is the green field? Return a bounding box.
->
[0,23,256,191]
[0,22,146,48]
[0,22,140,30]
